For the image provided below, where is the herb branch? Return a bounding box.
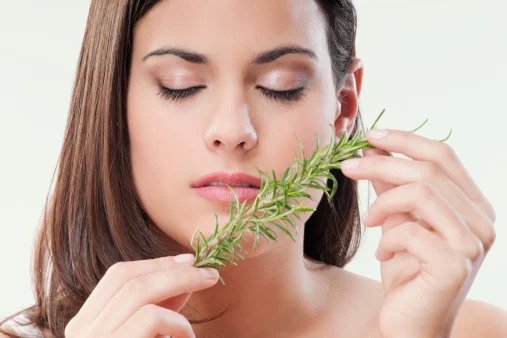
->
[190,109,452,284]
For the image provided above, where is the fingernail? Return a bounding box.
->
[341,158,360,169]
[200,267,219,280]
[367,129,388,139]
[173,254,195,264]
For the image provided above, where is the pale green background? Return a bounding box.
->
[1,0,506,319]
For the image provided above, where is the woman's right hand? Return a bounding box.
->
[64,253,219,338]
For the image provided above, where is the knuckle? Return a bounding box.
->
[452,257,472,282]
[420,162,440,180]
[415,181,436,202]
[106,261,130,280]
[462,237,484,260]
[139,304,161,323]
[438,142,456,159]
[485,201,497,223]
[484,225,497,250]
[123,277,143,296]
[404,222,420,238]
[406,223,424,245]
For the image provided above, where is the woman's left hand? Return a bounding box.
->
[340,128,497,338]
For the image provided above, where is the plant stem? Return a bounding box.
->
[190,109,452,284]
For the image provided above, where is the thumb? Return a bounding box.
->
[157,292,192,313]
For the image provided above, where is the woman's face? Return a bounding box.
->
[127,0,347,252]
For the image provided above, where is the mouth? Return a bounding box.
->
[203,182,258,188]
[191,171,262,203]
[192,185,260,204]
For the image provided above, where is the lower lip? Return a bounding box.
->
[193,186,260,203]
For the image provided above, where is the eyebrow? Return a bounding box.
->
[142,45,318,64]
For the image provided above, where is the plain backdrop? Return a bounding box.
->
[1,1,506,320]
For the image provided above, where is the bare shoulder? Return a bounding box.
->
[451,299,507,337]
[310,265,507,337]
[0,333,12,338]
[327,268,507,337]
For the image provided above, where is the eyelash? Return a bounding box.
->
[157,85,306,102]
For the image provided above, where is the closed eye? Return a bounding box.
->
[157,85,205,102]
[256,86,305,102]
[157,85,306,102]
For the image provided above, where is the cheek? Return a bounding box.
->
[127,87,199,245]
[252,86,333,225]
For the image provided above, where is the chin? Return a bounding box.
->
[156,186,321,258]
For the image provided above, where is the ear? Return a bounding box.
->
[334,57,364,138]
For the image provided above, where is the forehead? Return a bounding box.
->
[132,0,329,64]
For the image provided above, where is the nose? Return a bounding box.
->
[204,98,258,153]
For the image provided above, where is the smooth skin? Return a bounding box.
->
[3,0,507,337]
[63,254,217,338]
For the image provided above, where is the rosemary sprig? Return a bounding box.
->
[190,109,452,284]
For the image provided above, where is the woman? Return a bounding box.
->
[1,0,505,337]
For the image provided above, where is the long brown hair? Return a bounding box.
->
[0,0,365,336]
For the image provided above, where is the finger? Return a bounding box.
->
[342,153,433,224]
[74,254,196,328]
[361,148,397,196]
[347,155,496,247]
[360,148,421,231]
[342,155,438,186]
[157,292,192,313]
[426,175,496,251]
[91,264,219,334]
[111,304,195,338]
[365,129,495,221]
[377,221,472,290]
[364,181,484,261]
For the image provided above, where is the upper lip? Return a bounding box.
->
[191,171,262,188]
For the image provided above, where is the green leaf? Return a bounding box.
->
[294,133,305,162]
[409,117,428,133]
[271,169,278,199]
[252,222,260,250]
[261,225,278,241]
[437,128,453,142]
[294,205,315,213]
[370,108,385,130]
[268,221,296,242]
[281,167,291,183]
[191,108,453,284]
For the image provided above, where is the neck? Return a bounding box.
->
[181,229,332,337]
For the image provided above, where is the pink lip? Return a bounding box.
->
[191,171,263,204]
[192,186,260,203]
[191,171,262,189]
